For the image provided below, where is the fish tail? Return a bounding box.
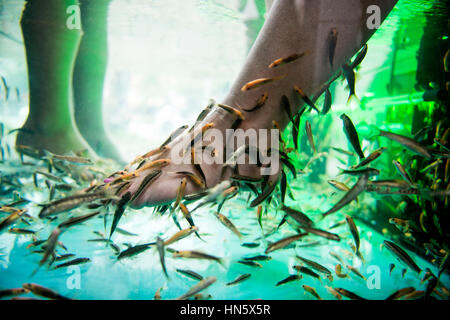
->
[346,94,360,105]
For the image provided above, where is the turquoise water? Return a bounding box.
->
[1,0,449,300]
[0,154,448,300]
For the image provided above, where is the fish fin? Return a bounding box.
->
[336,167,346,176]
[346,94,360,105]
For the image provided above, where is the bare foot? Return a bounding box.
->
[111,0,398,208]
[15,119,97,160]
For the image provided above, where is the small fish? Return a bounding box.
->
[294,85,320,113]
[164,226,198,246]
[347,265,366,280]
[250,180,278,208]
[424,276,439,300]
[351,147,386,169]
[444,48,450,73]
[159,125,188,149]
[175,277,216,300]
[243,255,272,262]
[328,220,347,230]
[379,130,432,159]
[256,205,263,229]
[39,191,115,219]
[280,95,293,122]
[34,170,62,183]
[389,263,395,275]
[241,242,260,248]
[241,74,287,91]
[109,242,121,255]
[292,114,300,150]
[115,228,138,237]
[280,170,287,204]
[265,233,307,254]
[345,215,360,254]
[0,287,29,299]
[156,236,168,279]
[1,76,9,100]
[367,180,410,189]
[297,226,340,241]
[226,274,251,286]
[295,255,332,275]
[176,269,204,281]
[193,99,215,126]
[241,92,269,112]
[281,205,314,227]
[55,253,76,261]
[109,191,132,239]
[54,257,90,269]
[237,260,262,268]
[329,251,344,264]
[191,180,232,212]
[268,51,309,68]
[305,120,316,153]
[403,290,425,300]
[349,44,368,69]
[172,177,187,210]
[339,167,380,177]
[383,240,421,274]
[44,150,92,164]
[322,174,369,218]
[0,209,25,232]
[325,286,342,300]
[39,227,61,267]
[129,170,162,204]
[154,287,162,300]
[389,218,410,231]
[420,159,442,173]
[328,28,338,68]
[276,274,302,286]
[328,180,350,192]
[280,157,297,179]
[335,288,366,300]
[340,114,364,159]
[172,250,222,265]
[58,211,101,229]
[330,146,355,157]
[335,264,349,278]
[213,212,242,239]
[117,242,155,260]
[135,159,170,175]
[386,287,415,300]
[303,285,322,300]
[342,63,358,103]
[401,268,407,279]
[293,265,320,280]
[392,160,416,187]
[217,104,245,120]
[54,183,76,192]
[168,171,205,189]
[22,283,70,300]
[8,228,36,235]
[322,87,332,115]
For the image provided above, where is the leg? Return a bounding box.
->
[125,0,398,207]
[16,0,96,158]
[73,0,123,162]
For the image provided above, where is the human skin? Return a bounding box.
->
[73,0,123,162]
[125,0,398,208]
[16,0,122,162]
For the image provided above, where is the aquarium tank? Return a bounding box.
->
[0,0,449,302]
